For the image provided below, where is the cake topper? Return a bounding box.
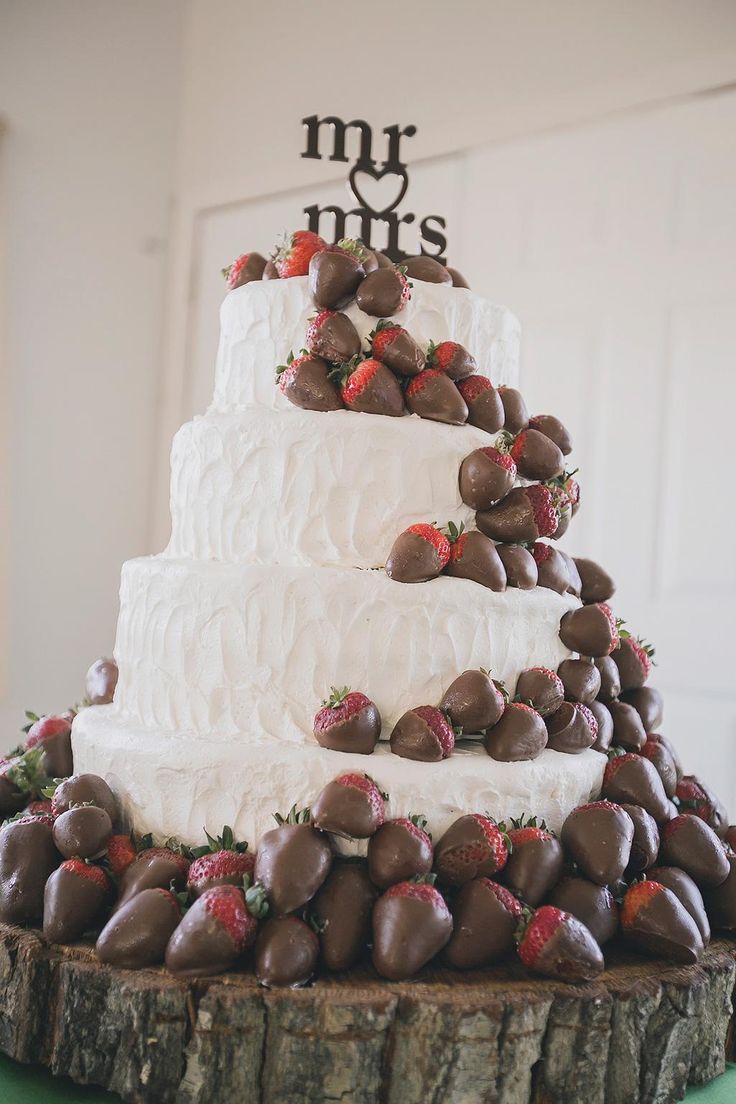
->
[301,114,447,264]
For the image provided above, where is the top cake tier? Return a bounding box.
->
[211,277,521,411]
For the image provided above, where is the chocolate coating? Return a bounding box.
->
[529,912,605,981]
[560,550,582,597]
[562,802,634,885]
[534,545,570,594]
[588,701,614,752]
[229,252,267,288]
[85,657,119,705]
[311,778,384,840]
[97,887,181,968]
[529,414,572,455]
[367,820,433,888]
[515,668,564,717]
[623,884,704,963]
[262,259,280,280]
[374,328,425,376]
[53,805,112,860]
[38,728,73,779]
[459,448,516,510]
[373,250,393,269]
[43,864,109,943]
[255,916,319,987]
[311,861,377,971]
[372,889,452,980]
[602,756,675,824]
[313,702,381,755]
[0,818,59,924]
[558,658,601,704]
[608,700,646,752]
[344,360,404,417]
[280,357,343,412]
[649,866,710,943]
[513,428,564,482]
[495,544,538,589]
[548,877,619,945]
[595,656,621,703]
[401,255,452,284]
[406,372,468,424]
[165,891,244,978]
[440,669,504,732]
[114,853,189,913]
[545,702,596,754]
[434,815,505,886]
[443,879,518,968]
[460,377,505,433]
[498,386,529,433]
[52,774,118,824]
[356,268,406,316]
[0,761,27,816]
[447,266,470,288]
[390,710,447,762]
[659,816,730,889]
[503,835,564,906]
[613,637,650,692]
[385,531,445,584]
[620,686,664,732]
[702,854,736,931]
[559,605,616,658]
[575,559,615,605]
[621,804,659,873]
[476,487,545,544]
[307,311,361,363]
[309,249,364,310]
[445,531,507,591]
[255,822,332,916]
[641,737,678,798]
[485,703,548,762]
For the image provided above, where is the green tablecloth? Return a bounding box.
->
[1,1054,734,1103]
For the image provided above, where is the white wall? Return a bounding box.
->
[0,1,182,738]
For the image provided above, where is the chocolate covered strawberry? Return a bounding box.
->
[601,753,673,823]
[338,356,405,417]
[607,699,646,752]
[444,878,522,969]
[105,833,137,878]
[50,773,118,823]
[675,776,728,837]
[222,251,267,289]
[402,255,452,284]
[426,339,476,381]
[367,815,433,888]
[372,877,452,980]
[313,687,381,754]
[390,706,455,762]
[53,804,112,859]
[311,772,386,839]
[85,656,119,705]
[485,701,548,762]
[305,310,361,363]
[166,882,267,977]
[659,815,729,888]
[641,736,678,798]
[545,701,598,754]
[528,414,573,455]
[444,525,507,591]
[588,701,614,752]
[548,877,619,945]
[496,543,538,589]
[559,603,620,657]
[311,860,378,971]
[447,265,469,287]
[25,714,73,778]
[621,880,703,963]
[613,634,655,691]
[114,846,190,913]
[457,375,504,433]
[356,266,411,316]
[557,658,601,704]
[648,865,710,943]
[575,558,615,605]
[276,351,342,412]
[254,806,332,915]
[309,245,365,309]
[594,656,621,703]
[440,669,505,732]
[187,826,254,898]
[622,804,660,874]
[459,446,517,510]
[503,821,564,905]
[43,859,110,943]
[477,484,560,543]
[515,667,564,717]
[255,915,319,987]
[273,229,325,278]
[0,749,45,816]
[405,369,468,424]
[561,801,634,885]
[434,813,509,886]
[497,386,529,432]
[385,523,450,583]
[620,686,664,732]
[531,542,570,594]
[517,905,604,981]
[0,814,59,924]
[703,854,736,932]
[503,427,564,482]
[97,887,182,969]
[369,320,425,377]
[560,549,582,596]
[545,483,572,540]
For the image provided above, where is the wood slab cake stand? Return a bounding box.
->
[0,922,734,1104]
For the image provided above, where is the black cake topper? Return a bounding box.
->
[301,114,447,264]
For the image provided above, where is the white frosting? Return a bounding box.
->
[72,707,606,847]
[167,408,496,568]
[112,556,577,742]
[211,277,520,411]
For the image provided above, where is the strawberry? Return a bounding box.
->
[222,251,266,289]
[166,882,268,977]
[97,887,182,969]
[620,685,664,733]
[114,846,190,913]
[530,541,570,594]
[675,775,728,837]
[561,801,634,885]
[459,446,517,510]
[356,266,411,316]
[43,858,110,944]
[405,368,468,425]
[444,525,507,591]
[640,736,678,798]
[372,877,452,980]
[549,876,620,945]
[575,557,614,605]
[24,798,55,818]
[515,666,565,717]
[255,915,320,987]
[607,699,646,751]
[313,686,381,754]
[85,656,119,705]
[0,748,46,816]
[498,385,529,433]
[496,543,538,589]
[440,668,505,732]
[53,804,112,859]
[272,229,325,278]
[0,814,59,924]
[456,375,504,434]
[367,815,433,888]
[557,657,601,704]
[49,773,118,822]
[311,772,386,839]
[613,633,655,691]
[433,813,508,887]
[338,356,405,417]
[477,484,560,543]
[621,880,703,962]
[659,814,730,888]
[426,340,476,381]
[485,701,548,762]
[545,700,598,754]
[276,351,342,412]
[390,705,456,761]
[305,310,361,364]
[106,833,137,877]
[503,821,564,906]
[528,414,573,455]
[601,752,672,823]
[369,320,425,377]
[385,522,450,583]
[505,428,564,482]
[444,877,523,968]
[517,904,604,980]
[187,826,254,898]
[309,246,365,309]
[254,806,332,916]
[311,860,378,971]
[558,602,620,657]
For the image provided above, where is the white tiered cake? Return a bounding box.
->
[72,276,605,844]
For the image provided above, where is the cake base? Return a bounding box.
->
[1,922,733,1104]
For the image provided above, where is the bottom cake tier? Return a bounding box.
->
[72,706,606,845]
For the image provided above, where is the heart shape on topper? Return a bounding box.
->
[349,164,409,216]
